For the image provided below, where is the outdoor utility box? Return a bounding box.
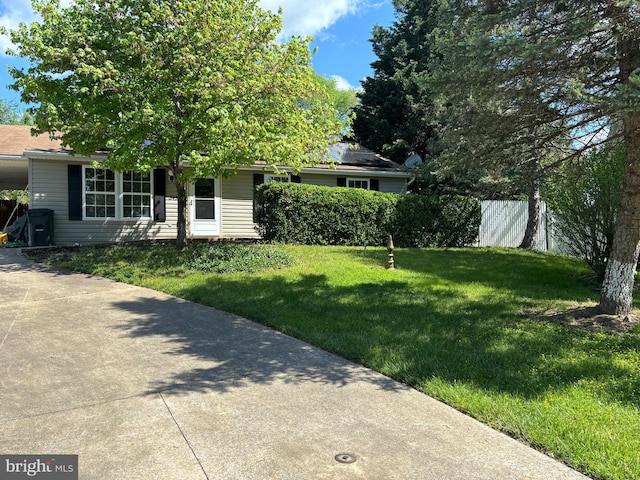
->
[27,208,54,246]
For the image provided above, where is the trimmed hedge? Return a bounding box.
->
[390,194,481,248]
[255,182,480,248]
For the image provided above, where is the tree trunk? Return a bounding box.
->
[518,176,541,250]
[175,179,188,250]
[599,16,640,316]
[599,112,640,316]
[168,156,189,250]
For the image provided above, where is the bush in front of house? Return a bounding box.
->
[390,194,481,248]
[255,183,481,247]
[255,182,397,246]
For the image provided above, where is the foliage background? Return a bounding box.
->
[545,144,626,280]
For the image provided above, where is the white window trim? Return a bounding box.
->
[82,165,154,221]
[347,177,370,190]
[121,171,154,220]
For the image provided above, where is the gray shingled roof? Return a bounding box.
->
[328,142,404,170]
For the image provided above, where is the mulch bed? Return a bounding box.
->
[543,306,640,335]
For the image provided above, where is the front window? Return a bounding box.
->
[83,166,153,220]
[347,178,370,190]
[84,168,116,218]
[122,171,152,218]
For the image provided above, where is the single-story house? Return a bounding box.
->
[0,125,411,245]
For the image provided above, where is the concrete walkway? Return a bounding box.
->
[0,247,589,479]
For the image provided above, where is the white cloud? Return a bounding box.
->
[330,74,354,91]
[259,0,363,38]
[0,0,38,54]
[1,1,375,54]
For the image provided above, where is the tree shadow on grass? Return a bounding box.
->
[111,269,640,409]
[346,248,640,405]
[359,247,601,304]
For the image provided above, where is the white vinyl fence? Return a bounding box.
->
[477,200,566,252]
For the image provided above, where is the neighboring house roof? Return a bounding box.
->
[0,125,65,189]
[0,125,63,156]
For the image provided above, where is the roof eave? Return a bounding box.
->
[233,164,411,178]
[21,150,412,178]
[23,150,106,161]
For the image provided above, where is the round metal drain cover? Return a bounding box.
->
[335,453,357,464]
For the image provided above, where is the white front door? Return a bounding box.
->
[190,178,221,236]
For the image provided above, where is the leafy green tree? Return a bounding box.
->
[352,0,439,164]
[0,99,33,125]
[313,74,358,124]
[431,1,640,316]
[4,0,346,248]
[0,189,29,202]
[545,142,625,280]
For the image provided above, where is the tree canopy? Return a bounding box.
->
[352,0,529,202]
[430,0,640,315]
[4,0,346,248]
[0,99,33,125]
[352,0,440,165]
[313,74,359,124]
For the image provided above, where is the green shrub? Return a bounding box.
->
[255,183,397,246]
[544,143,625,280]
[391,194,481,248]
[185,243,294,273]
[255,183,480,247]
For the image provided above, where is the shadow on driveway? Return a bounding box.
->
[110,295,407,396]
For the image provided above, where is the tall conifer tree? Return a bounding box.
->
[353,0,439,165]
[432,1,640,315]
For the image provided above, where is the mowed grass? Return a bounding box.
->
[43,244,640,480]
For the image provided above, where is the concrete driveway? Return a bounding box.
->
[0,247,588,479]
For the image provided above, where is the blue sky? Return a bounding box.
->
[0,0,396,106]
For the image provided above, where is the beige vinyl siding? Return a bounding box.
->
[29,158,178,245]
[297,173,336,187]
[300,172,407,194]
[220,171,260,239]
[376,177,407,194]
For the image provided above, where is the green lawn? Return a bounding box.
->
[41,244,640,480]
